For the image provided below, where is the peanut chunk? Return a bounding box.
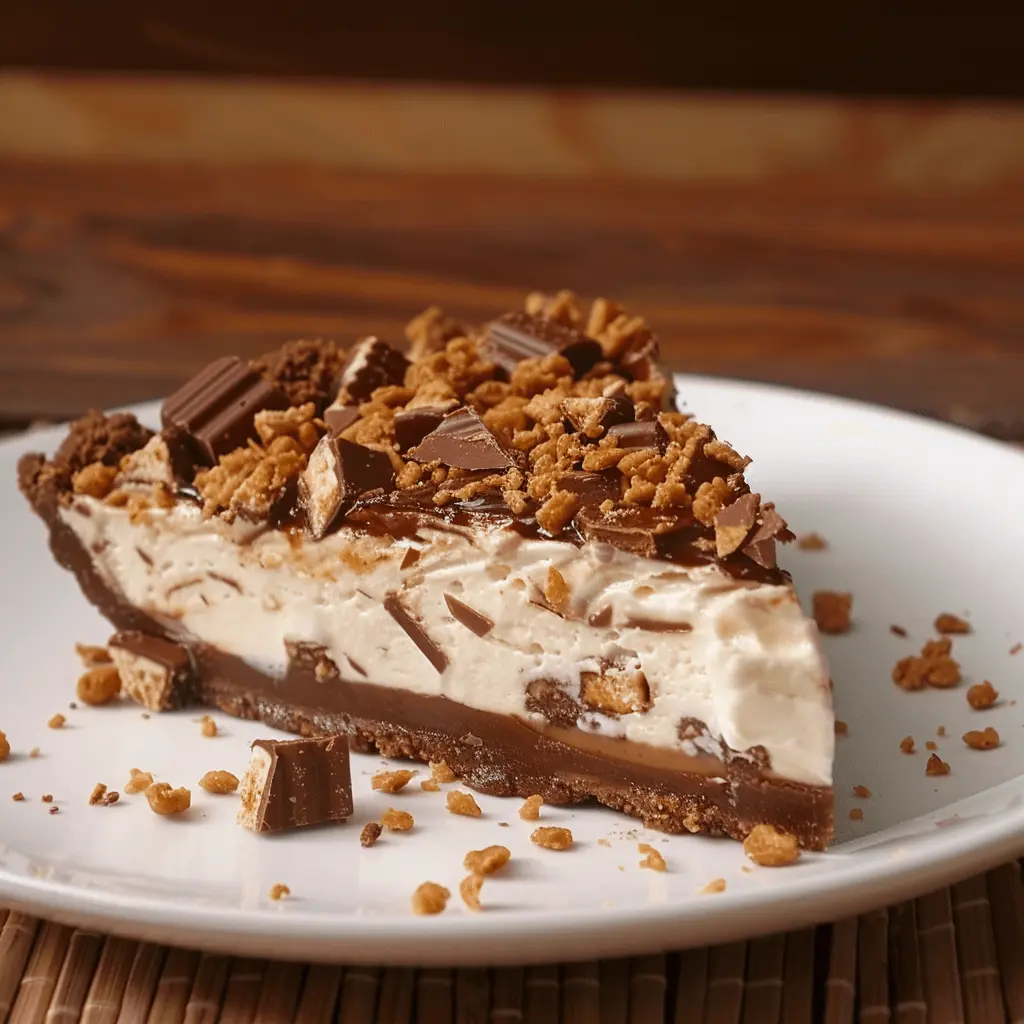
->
[47,714,66,730]
[962,727,999,750]
[531,826,573,851]
[463,845,511,876]
[76,665,121,706]
[447,791,482,817]
[638,843,667,872]
[372,769,417,793]
[412,882,450,915]
[519,795,543,820]
[198,771,239,794]
[360,822,383,847]
[380,808,414,831]
[145,782,191,815]
[742,824,800,867]
[460,874,484,911]
[200,715,218,738]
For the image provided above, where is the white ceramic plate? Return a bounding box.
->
[1,379,1022,966]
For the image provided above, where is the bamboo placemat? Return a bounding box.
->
[1,861,1021,1023]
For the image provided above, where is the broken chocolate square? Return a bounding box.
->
[606,420,668,453]
[335,337,410,404]
[409,408,517,471]
[573,506,687,558]
[322,403,360,436]
[394,406,449,452]
[237,735,353,833]
[714,493,758,557]
[107,631,194,711]
[482,312,603,378]
[561,395,635,438]
[556,471,620,506]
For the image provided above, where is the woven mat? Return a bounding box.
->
[1,862,1021,1023]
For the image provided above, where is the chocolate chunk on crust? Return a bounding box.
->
[107,631,195,711]
[409,408,517,471]
[237,735,353,833]
[483,312,602,378]
[335,337,410,405]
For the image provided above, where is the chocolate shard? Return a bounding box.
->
[561,395,635,439]
[237,735,353,834]
[298,435,395,540]
[482,312,603,378]
[107,631,194,711]
[742,502,792,569]
[408,408,516,471]
[607,419,668,453]
[323,403,360,436]
[573,506,688,559]
[394,406,448,452]
[335,336,410,404]
[385,592,449,673]
[556,471,620,507]
[444,593,494,637]
[714,492,758,558]
[161,356,289,464]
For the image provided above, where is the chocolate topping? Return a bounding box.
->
[335,337,410,404]
[322,403,360,436]
[573,505,689,559]
[482,312,603,378]
[244,736,353,834]
[556,471,620,506]
[561,395,635,440]
[409,408,517,471]
[607,419,668,453]
[384,592,449,673]
[161,356,289,464]
[394,406,448,452]
[742,504,791,570]
[444,593,495,637]
[714,492,758,557]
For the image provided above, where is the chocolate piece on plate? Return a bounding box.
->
[322,403,360,436]
[482,312,603,377]
[237,735,353,833]
[606,419,668,453]
[556,471,620,507]
[161,356,289,464]
[107,631,195,711]
[298,435,395,539]
[335,337,410,404]
[394,406,449,452]
[409,408,517,471]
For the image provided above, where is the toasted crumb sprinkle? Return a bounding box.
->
[638,843,667,871]
[421,779,440,792]
[463,845,511,875]
[75,643,111,666]
[742,824,800,867]
[198,770,239,794]
[531,826,573,851]
[0,731,9,762]
[429,761,457,784]
[962,727,1000,750]
[372,769,417,793]
[935,613,971,635]
[460,874,484,911]
[360,822,383,847]
[967,681,999,710]
[813,591,853,635]
[12,792,24,802]
[937,726,947,737]
[125,769,154,794]
[900,736,916,754]
[269,883,290,901]
[41,794,53,803]
[145,782,191,815]
[200,716,218,738]
[88,783,108,806]
[926,753,951,776]
[834,720,848,737]
[447,790,482,817]
[597,837,612,848]
[797,533,828,551]
[544,566,570,610]
[849,808,864,821]
[890,625,908,638]
[380,808,414,831]
[76,665,121,706]
[412,882,450,915]
[853,785,872,798]
[701,878,727,894]
[47,714,66,730]
[29,747,40,759]
[893,638,961,690]
[519,794,543,820]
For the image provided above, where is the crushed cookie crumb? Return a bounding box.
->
[834,720,848,737]
[900,736,916,754]
[429,761,457,784]
[937,725,946,737]
[893,637,961,690]
[519,794,543,820]
[638,843,667,871]
[743,824,800,867]
[963,727,1000,750]
[380,808,414,831]
[701,878,727,894]
[0,731,9,762]
[412,882,450,915]
[12,792,24,802]
[447,791,482,818]
[269,883,290,901]
[463,845,511,875]
[890,625,908,638]
[372,769,417,793]
[75,643,111,666]
[459,874,484,911]
[926,741,937,751]
[41,794,53,803]
[926,753,951,776]
[200,715,218,738]
[125,769,154,794]
[797,533,828,551]
[145,782,191,815]
[198,771,239,794]
[76,665,121,706]
[967,681,999,710]
[935,613,971,635]
[47,714,66,730]
[853,785,872,798]
[420,780,440,792]
[544,566,570,610]
[360,822,383,847]
[849,808,864,821]
[813,591,853,635]
[531,826,573,850]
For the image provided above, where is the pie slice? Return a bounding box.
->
[18,291,834,848]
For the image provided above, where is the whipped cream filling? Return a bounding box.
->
[61,498,834,786]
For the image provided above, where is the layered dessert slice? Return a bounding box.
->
[19,291,834,848]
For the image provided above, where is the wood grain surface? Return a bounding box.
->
[2,76,1023,437]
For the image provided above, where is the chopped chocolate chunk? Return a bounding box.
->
[161,356,289,464]
[335,337,410,405]
[606,419,668,453]
[714,493,757,558]
[409,408,517,471]
[573,506,688,559]
[384,593,448,673]
[741,504,791,570]
[322,403,360,436]
[482,312,603,378]
[394,406,448,452]
[298,435,394,539]
[587,605,613,628]
[556,471,620,507]
[107,631,195,712]
[444,594,494,637]
[561,396,635,438]
[237,735,353,833]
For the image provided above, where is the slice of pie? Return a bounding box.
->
[18,291,834,848]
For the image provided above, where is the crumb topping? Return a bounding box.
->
[0,732,9,762]
[459,874,484,911]
[742,824,800,866]
[200,716,218,738]
[926,753,951,776]
[463,845,511,875]
[813,591,852,635]
[372,769,417,793]
[962,727,999,750]
[900,736,916,754]
[380,808,414,831]
[412,882,450,915]
[446,791,482,817]
[125,769,154,794]
[834,720,848,737]
[76,665,121,706]
[853,785,871,798]
[849,808,864,821]
[893,638,961,690]
[47,714,65,730]
[797,533,828,551]
[145,782,191,815]
[198,770,239,794]
[967,681,998,709]
[429,761,457,784]
[519,794,543,820]
[638,843,667,871]
[269,882,291,901]
[531,826,573,850]
[360,822,383,847]
[934,613,971,635]
[701,878,727,894]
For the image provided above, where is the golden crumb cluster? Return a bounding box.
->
[893,637,961,691]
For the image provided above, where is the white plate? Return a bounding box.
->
[1,379,1022,966]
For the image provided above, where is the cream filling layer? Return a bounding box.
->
[61,499,834,786]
